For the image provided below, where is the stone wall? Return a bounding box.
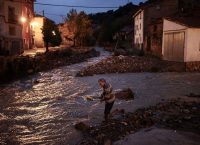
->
[0,48,99,83]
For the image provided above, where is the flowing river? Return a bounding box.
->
[0,47,200,145]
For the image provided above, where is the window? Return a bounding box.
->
[9,26,16,36]
[8,6,16,23]
[153,25,157,32]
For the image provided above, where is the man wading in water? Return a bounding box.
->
[98,78,115,120]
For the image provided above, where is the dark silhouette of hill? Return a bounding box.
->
[89,3,139,44]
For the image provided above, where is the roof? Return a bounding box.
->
[165,16,200,28]
[133,9,143,18]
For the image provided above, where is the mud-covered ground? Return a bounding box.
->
[77,98,200,145]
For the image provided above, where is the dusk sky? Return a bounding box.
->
[35,0,146,23]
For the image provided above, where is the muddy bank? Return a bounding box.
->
[76,56,186,77]
[76,99,200,145]
[114,127,200,145]
[0,48,99,83]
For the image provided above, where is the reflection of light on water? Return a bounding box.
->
[0,48,110,144]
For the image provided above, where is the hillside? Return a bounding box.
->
[89,3,139,45]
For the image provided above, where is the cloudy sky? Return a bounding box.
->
[35,0,146,23]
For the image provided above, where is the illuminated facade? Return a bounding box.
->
[31,15,45,48]
[0,0,35,56]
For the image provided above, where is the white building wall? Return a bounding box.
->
[185,28,200,62]
[134,10,144,49]
[162,19,200,62]
[162,19,187,59]
[31,17,45,48]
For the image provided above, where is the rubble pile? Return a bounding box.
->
[76,56,185,77]
[76,100,200,145]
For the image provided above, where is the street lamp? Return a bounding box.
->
[52,30,56,36]
[20,16,27,23]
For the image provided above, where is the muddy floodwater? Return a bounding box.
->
[0,48,200,145]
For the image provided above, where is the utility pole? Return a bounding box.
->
[42,10,45,17]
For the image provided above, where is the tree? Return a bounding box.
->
[76,11,93,46]
[66,10,93,47]
[66,9,78,46]
[42,18,62,52]
[51,26,62,47]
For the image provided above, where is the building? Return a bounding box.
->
[133,0,200,57]
[0,0,34,56]
[133,0,180,56]
[31,15,45,48]
[58,23,73,47]
[133,9,144,50]
[31,15,59,48]
[21,0,35,50]
[162,17,200,62]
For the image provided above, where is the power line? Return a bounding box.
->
[34,2,119,9]
[5,0,120,9]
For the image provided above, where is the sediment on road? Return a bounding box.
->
[76,55,186,77]
[0,47,100,83]
[76,98,200,145]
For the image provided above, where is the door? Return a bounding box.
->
[164,32,185,61]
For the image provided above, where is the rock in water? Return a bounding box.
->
[75,122,90,132]
[115,88,135,100]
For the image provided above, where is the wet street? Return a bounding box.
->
[0,48,200,145]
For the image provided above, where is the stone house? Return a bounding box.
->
[133,0,180,56]
[31,15,45,48]
[21,0,35,50]
[133,0,200,57]
[0,0,35,56]
[162,16,200,62]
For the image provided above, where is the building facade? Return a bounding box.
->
[0,0,34,56]
[31,15,45,48]
[21,0,35,50]
[162,18,200,62]
[134,0,200,57]
[133,0,180,56]
[133,9,144,50]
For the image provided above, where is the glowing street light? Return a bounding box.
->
[20,16,27,23]
[52,31,56,36]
